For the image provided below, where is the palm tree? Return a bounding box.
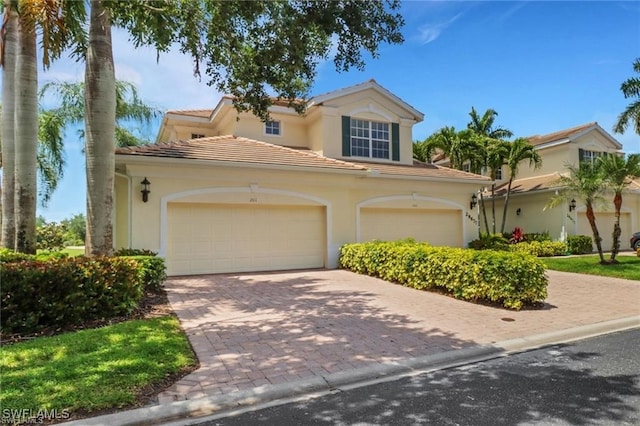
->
[500,138,542,234]
[467,107,513,140]
[84,0,117,256]
[1,2,18,249]
[597,153,640,262]
[14,10,38,254]
[413,135,440,163]
[546,162,607,264]
[613,58,640,136]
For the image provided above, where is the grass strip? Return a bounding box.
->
[542,255,640,281]
[1,316,196,417]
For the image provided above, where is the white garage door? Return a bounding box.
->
[167,203,325,275]
[577,211,631,252]
[360,208,462,247]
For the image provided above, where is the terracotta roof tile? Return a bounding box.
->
[492,173,564,196]
[350,160,490,181]
[527,122,597,146]
[115,136,367,171]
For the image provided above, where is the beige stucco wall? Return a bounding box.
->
[115,160,484,268]
[231,111,310,148]
[114,174,130,250]
[518,145,570,179]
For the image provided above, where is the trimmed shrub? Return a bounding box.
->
[120,255,167,291]
[114,248,158,256]
[1,256,143,334]
[468,234,510,251]
[0,248,68,262]
[339,240,548,310]
[567,235,592,254]
[524,231,551,242]
[509,241,568,257]
[36,221,67,251]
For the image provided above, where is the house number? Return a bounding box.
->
[249,197,258,203]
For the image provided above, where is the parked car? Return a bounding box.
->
[631,232,640,250]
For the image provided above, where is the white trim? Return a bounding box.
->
[263,120,282,137]
[348,104,394,122]
[355,194,468,245]
[159,186,336,268]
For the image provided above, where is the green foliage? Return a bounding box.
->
[567,235,593,255]
[61,213,86,245]
[543,255,640,281]
[114,248,157,256]
[119,256,167,292]
[468,234,510,251]
[1,257,143,334]
[509,241,568,257]
[36,221,67,251]
[1,316,196,417]
[524,231,551,242]
[339,240,548,310]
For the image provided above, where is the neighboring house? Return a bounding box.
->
[114,80,489,276]
[491,122,640,250]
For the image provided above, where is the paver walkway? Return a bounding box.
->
[157,269,639,403]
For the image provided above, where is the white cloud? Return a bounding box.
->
[417,13,463,45]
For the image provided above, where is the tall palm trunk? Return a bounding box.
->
[610,191,623,263]
[585,202,605,263]
[1,5,18,249]
[479,192,490,234]
[500,176,515,235]
[85,0,116,256]
[14,15,38,254]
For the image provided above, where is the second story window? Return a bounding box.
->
[462,163,471,173]
[351,119,390,159]
[495,167,503,180]
[265,120,281,136]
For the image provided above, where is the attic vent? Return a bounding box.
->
[191,133,205,139]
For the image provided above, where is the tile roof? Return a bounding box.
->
[526,122,597,146]
[165,109,214,118]
[116,136,367,171]
[492,173,564,196]
[116,136,489,181]
[350,160,490,181]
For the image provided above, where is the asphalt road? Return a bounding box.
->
[195,328,640,426]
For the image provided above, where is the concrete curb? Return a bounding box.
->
[63,316,640,426]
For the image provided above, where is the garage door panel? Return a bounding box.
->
[360,208,462,247]
[168,203,325,275]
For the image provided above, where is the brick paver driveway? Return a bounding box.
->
[157,269,639,403]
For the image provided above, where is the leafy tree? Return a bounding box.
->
[614,58,640,136]
[36,220,66,251]
[61,213,86,245]
[597,153,640,262]
[467,107,513,141]
[500,138,542,234]
[546,162,607,263]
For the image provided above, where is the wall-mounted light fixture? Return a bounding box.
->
[141,177,151,203]
[569,199,576,212]
[470,193,478,209]
[516,208,521,216]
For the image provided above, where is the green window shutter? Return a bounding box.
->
[391,122,400,161]
[578,148,585,163]
[342,116,351,157]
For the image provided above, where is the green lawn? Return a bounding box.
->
[62,246,85,257]
[542,255,640,281]
[0,316,196,421]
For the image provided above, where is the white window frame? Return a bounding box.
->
[583,150,602,163]
[264,120,282,137]
[350,118,390,160]
[461,163,471,173]
[495,167,503,180]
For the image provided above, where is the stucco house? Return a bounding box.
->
[490,122,640,250]
[114,80,489,276]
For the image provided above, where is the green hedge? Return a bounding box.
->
[567,235,593,255]
[339,241,548,310]
[509,241,568,257]
[119,255,167,291]
[1,256,143,334]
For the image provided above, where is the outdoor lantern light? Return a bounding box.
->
[569,199,576,212]
[141,177,151,203]
[470,193,478,209]
[516,208,521,216]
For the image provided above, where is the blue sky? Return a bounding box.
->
[14,1,640,222]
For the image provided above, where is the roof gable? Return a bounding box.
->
[527,122,622,150]
[308,79,424,122]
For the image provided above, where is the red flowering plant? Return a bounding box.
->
[509,227,525,244]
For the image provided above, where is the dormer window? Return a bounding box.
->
[265,120,281,136]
